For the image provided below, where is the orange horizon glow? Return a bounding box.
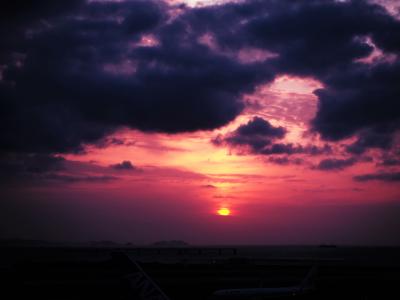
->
[59,73,400,216]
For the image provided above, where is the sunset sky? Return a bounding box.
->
[1,0,399,245]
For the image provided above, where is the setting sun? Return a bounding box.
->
[217,208,231,216]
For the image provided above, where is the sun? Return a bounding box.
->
[217,208,231,216]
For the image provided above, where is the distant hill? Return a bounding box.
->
[151,240,189,247]
[89,240,120,247]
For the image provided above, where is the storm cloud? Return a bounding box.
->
[213,117,332,157]
[110,160,136,171]
[0,0,271,155]
[1,0,400,158]
[315,158,358,171]
[212,117,286,152]
[354,171,400,182]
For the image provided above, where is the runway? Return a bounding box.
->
[1,245,400,299]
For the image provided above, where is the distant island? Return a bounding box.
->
[90,240,120,247]
[151,240,189,247]
[319,244,337,248]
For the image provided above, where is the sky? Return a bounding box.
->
[1,0,400,245]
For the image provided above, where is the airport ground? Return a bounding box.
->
[1,245,400,299]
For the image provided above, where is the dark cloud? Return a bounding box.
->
[213,117,332,158]
[236,0,400,146]
[259,143,303,155]
[0,0,272,156]
[201,184,217,189]
[212,117,285,152]
[206,0,400,153]
[0,0,83,22]
[354,171,400,182]
[306,144,333,156]
[95,137,126,149]
[267,156,304,166]
[1,0,399,158]
[0,0,84,67]
[110,160,136,171]
[245,0,374,75]
[346,128,395,154]
[259,143,331,156]
[0,153,122,184]
[42,173,119,183]
[235,117,286,138]
[182,0,399,155]
[122,1,165,34]
[241,0,400,147]
[315,158,357,171]
[0,153,65,179]
[312,62,400,142]
[379,158,400,166]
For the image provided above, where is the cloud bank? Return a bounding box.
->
[1,0,399,171]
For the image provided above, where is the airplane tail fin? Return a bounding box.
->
[111,252,170,300]
[299,265,318,291]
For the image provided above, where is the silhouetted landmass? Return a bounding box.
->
[318,244,337,248]
[152,240,189,247]
[89,240,120,247]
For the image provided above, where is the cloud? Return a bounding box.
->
[0,154,120,184]
[259,143,308,155]
[0,0,84,59]
[212,117,286,152]
[122,1,165,34]
[206,0,400,152]
[379,157,400,166]
[1,0,399,158]
[233,0,400,147]
[354,171,400,182]
[213,117,332,157]
[94,137,126,149]
[235,117,286,138]
[42,173,119,183]
[267,156,304,166]
[110,160,136,171]
[346,128,395,154]
[201,184,217,189]
[0,0,273,156]
[315,157,357,171]
[311,63,400,143]
[0,153,65,179]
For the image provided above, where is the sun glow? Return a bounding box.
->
[217,207,231,216]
